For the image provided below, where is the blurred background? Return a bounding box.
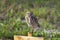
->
[0,0,60,40]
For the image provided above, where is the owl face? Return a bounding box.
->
[26,11,33,17]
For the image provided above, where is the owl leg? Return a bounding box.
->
[31,27,34,34]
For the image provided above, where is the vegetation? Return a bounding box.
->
[0,0,60,40]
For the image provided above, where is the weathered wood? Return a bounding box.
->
[28,32,32,37]
[14,35,44,40]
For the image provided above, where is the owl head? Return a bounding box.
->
[26,11,33,16]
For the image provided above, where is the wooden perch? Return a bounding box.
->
[14,35,44,40]
[28,32,32,37]
[14,32,44,40]
[14,34,44,40]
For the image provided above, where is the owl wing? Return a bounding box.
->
[30,15,40,28]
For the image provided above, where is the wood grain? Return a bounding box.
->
[14,35,44,40]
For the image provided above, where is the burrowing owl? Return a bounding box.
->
[25,11,40,30]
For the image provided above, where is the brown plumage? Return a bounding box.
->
[25,11,40,29]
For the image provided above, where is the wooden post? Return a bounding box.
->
[14,32,44,40]
[28,32,32,37]
[14,35,44,40]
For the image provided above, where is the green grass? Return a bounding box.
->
[0,0,60,40]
